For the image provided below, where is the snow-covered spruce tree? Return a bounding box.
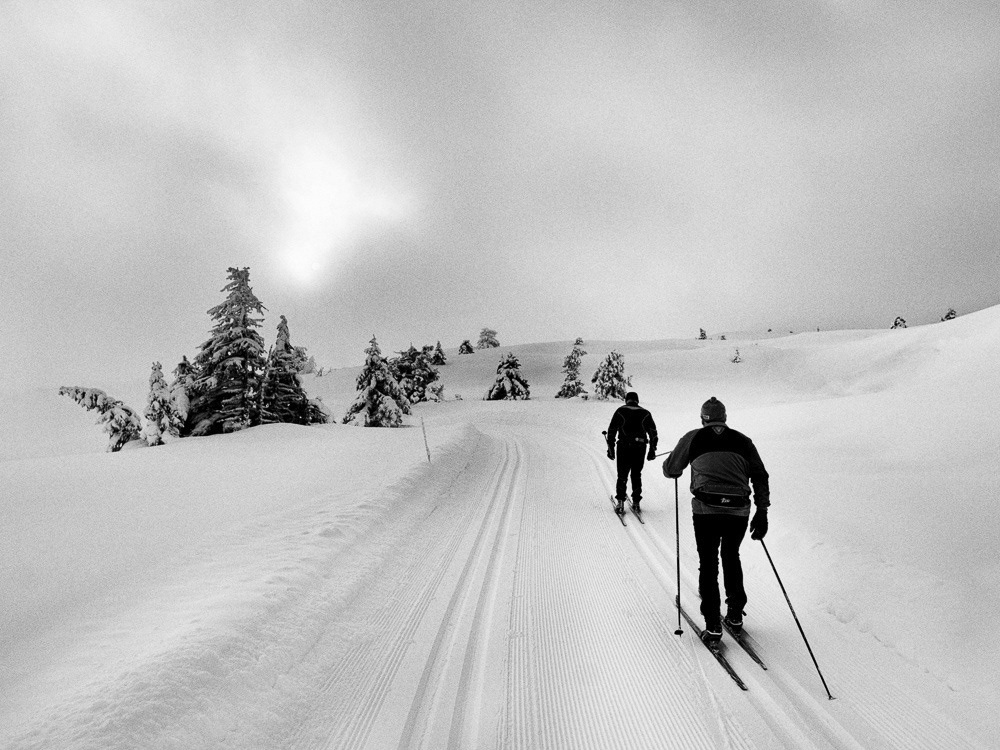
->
[732,348,743,364]
[343,336,411,427]
[170,356,195,428]
[555,337,588,398]
[389,344,442,404]
[458,340,474,355]
[698,328,707,340]
[485,352,530,400]
[591,351,632,401]
[185,267,268,436]
[476,327,500,349]
[260,315,326,425]
[59,386,143,452]
[891,316,907,329]
[431,341,447,366]
[143,362,182,446]
[941,308,957,322]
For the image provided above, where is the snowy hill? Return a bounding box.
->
[2,309,999,748]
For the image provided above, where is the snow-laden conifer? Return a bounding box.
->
[891,316,907,329]
[591,351,632,401]
[186,267,268,436]
[343,336,411,427]
[390,344,442,404]
[143,362,182,446]
[555,337,588,398]
[941,308,957,322]
[260,315,326,425]
[458,340,474,355]
[170,357,195,427]
[431,341,447,366]
[485,352,530,400]
[59,386,143,452]
[476,327,500,349]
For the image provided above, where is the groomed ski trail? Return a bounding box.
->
[10,417,987,749]
[566,433,988,750]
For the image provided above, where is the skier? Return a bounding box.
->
[662,397,769,643]
[605,391,658,514]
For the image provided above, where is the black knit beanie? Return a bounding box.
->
[701,396,726,422]
[625,391,639,405]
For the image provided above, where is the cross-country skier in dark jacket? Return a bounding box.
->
[606,391,658,514]
[662,397,769,643]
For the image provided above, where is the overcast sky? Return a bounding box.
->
[2,0,998,388]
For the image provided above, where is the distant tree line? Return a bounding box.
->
[60,268,651,443]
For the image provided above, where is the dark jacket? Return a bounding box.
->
[607,404,658,452]
[663,423,769,516]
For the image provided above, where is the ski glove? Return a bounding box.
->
[749,508,768,540]
[646,447,656,461]
[607,447,615,460]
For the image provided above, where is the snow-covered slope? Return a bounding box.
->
[2,310,998,748]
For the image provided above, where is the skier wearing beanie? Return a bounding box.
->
[605,391,658,514]
[662,397,769,643]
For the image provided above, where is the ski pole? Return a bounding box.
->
[673,477,683,636]
[759,539,835,700]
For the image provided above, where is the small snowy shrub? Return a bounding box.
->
[555,338,588,398]
[591,351,632,401]
[476,327,500,349]
[343,336,411,427]
[485,352,530,400]
[143,362,183,445]
[59,386,143,452]
[389,345,441,404]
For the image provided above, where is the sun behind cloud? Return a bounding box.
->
[274,132,412,287]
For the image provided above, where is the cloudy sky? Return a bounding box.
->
[2,0,998,388]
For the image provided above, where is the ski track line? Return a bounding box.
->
[571,433,846,750]
[281,433,509,750]
[629,474,985,750]
[582,435,751,750]
[394,435,524,750]
[631,506,865,750]
[353,440,515,750]
[501,436,734,750]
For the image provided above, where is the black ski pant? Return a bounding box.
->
[693,513,750,626]
[615,442,646,502]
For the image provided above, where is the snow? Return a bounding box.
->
[2,309,999,748]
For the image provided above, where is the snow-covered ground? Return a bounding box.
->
[2,309,998,749]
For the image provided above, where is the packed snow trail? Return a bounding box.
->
[247,420,987,749]
[2,412,991,749]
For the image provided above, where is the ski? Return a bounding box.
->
[608,494,627,526]
[628,499,645,524]
[675,597,748,691]
[723,621,768,670]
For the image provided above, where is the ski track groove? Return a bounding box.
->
[282,433,508,750]
[502,437,728,750]
[445,437,524,750]
[282,425,987,750]
[394,435,523,750]
[339,466,496,750]
[613,443,986,750]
